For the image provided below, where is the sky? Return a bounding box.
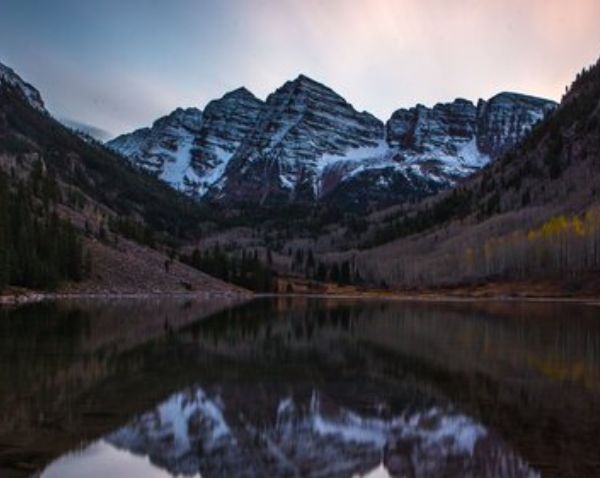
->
[1,0,599,139]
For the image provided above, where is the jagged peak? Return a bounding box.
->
[171,106,202,115]
[221,86,259,101]
[295,73,321,84]
[0,61,16,77]
[150,106,203,130]
[285,73,339,96]
[271,73,381,124]
[451,97,475,106]
[0,61,26,84]
[391,91,556,119]
[202,87,264,122]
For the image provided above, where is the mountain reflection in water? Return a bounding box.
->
[44,385,537,477]
[1,298,600,477]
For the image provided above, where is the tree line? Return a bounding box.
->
[180,244,275,292]
[290,247,361,285]
[473,209,600,280]
[377,207,600,288]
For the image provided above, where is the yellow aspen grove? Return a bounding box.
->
[385,206,600,287]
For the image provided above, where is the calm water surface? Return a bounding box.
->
[1,297,600,477]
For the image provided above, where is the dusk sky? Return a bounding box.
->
[1,0,600,138]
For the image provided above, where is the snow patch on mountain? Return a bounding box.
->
[317,140,390,174]
[158,133,203,191]
[194,146,236,195]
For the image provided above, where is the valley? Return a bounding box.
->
[2,4,600,478]
[0,56,599,299]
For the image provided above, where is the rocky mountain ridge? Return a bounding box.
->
[109,75,557,209]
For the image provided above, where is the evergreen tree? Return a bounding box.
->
[330,263,340,283]
[0,170,88,291]
[340,261,351,284]
[316,262,327,282]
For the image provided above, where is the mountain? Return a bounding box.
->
[213,74,385,205]
[386,93,556,177]
[110,75,555,209]
[108,106,203,194]
[475,93,556,157]
[0,61,243,295]
[188,88,265,196]
[350,57,600,289]
[328,92,555,209]
[109,88,264,197]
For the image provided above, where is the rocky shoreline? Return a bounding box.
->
[0,289,254,307]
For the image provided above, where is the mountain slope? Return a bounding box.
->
[0,61,244,295]
[352,57,600,288]
[109,88,264,196]
[189,87,265,195]
[107,107,204,187]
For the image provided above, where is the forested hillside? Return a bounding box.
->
[0,168,87,290]
[0,85,211,237]
[351,58,600,289]
[0,75,241,294]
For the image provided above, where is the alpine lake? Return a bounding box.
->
[1,297,600,477]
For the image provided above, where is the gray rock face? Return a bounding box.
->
[320,91,555,209]
[0,61,46,112]
[189,88,265,194]
[386,94,555,160]
[108,88,264,196]
[376,93,557,207]
[387,99,478,154]
[476,92,557,158]
[109,75,556,209]
[108,107,203,193]
[213,74,385,204]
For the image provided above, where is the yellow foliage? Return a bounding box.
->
[572,217,585,236]
[528,210,596,242]
[465,247,475,266]
[540,215,568,239]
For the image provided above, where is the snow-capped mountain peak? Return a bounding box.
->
[109,77,557,209]
[212,74,385,204]
[108,87,265,196]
